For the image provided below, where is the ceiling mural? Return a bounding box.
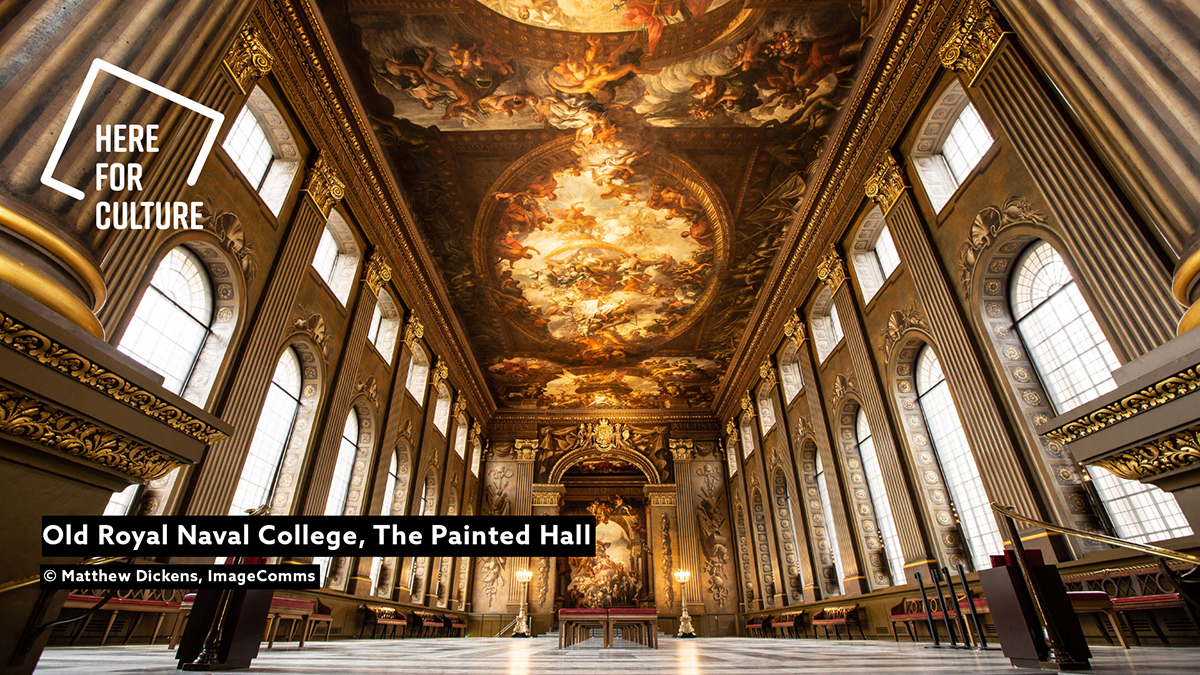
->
[336,0,886,410]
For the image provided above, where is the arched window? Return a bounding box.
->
[811,286,843,363]
[778,343,804,403]
[850,207,901,304]
[916,346,1003,569]
[406,343,431,405]
[911,81,994,212]
[756,390,776,434]
[453,417,468,459]
[104,484,140,516]
[814,452,844,595]
[470,438,482,476]
[311,210,361,307]
[1012,241,1191,543]
[229,348,303,515]
[368,290,401,365]
[324,410,360,516]
[725,435,738,477]
[118,247,214,395]
[221,87,300,215]
[433,386,451,436]
[856,409,905,585]
[739,415,755,459]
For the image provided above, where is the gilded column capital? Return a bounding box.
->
[430,357,450,387]
[725,419,736,437]
[303,153,346,219]
[364,250,392,295]
[452,392,467,420]
[669,438,694,461]
[740,393,755,419]
[646,488,676,507]
[864,153,908,214]
[514,439,538,461]
[783,311,806,348]
[939,0,1008,87]
[223,24,274,94]
[403,316,425,348]
[816,246,847,293]
[531,490,563,508]
[759,359,777,389]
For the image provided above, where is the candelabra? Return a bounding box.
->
[674,569,696,638]
[513,569,533,638]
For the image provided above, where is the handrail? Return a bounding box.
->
[0,556,130,596]
[991,503,1200,566]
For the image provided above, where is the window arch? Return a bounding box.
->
[810,286,843,363]
[369,289,401,365]
[324,409,360,516]
[1011,241,1191,543]
[230,346,309,515]
[222,86,301,215]
[855,409,905,585]
[311,210,361,306]
[406,343,431,405]
[814,452,844,596]
[739,414,756,459]
[470,436,483,476]
[911,80,994,213]
[433,385,452,436]
[916,346,1003,570]
[849,207,901,303]
[725,433,738,477]
[778,342,804,403]
[751,489,776,606]
[772,468,805,604]
[756,387,777,435]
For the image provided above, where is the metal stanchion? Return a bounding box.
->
[914,572,941,647]
[941,566,973,647]
[930,567,961,648]
[957,564,994,650]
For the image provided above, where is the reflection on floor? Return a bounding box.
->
[34,636,1200,674]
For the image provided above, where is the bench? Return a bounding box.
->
[888,596,960,642]
[63,588,187,646]
[771,611,808,639]
[264,596,314,648]
[1062,562,1198,646]
[608,607,658,647]
[411,611,445,638]
[812,605,865,640]
[359,604,407,639]
[304,600,333,643]
[559,608,608,648]
[445,613,468,637]
[745,614,769,637]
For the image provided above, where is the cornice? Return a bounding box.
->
[489,408,719,427]
[715,0,959,421]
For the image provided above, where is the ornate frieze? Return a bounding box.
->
[816,246,847,293]
[303,152,347,218]
[403,316,424,348]
[223,23,274,93]
[364,250,392,294]
[783,312,806,348]
[531,490,562,507]
[1044,365,1200,445]
[960,196,1047,292]
[864,153,907,214]
[669,438,694,461]
[291,309,329,358]
[939,0,1007,86]
[646,488,676,507]
[514,438,538,461]
[1091,427,1200,480]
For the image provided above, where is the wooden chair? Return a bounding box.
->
[812,605,865,640]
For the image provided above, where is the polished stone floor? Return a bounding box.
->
[34,637,1200,674]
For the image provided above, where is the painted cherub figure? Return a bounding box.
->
[550,35,662,101]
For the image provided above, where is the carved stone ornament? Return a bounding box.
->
[648,490,676,507]
[725,419,736,437]
[355,375,379,406]
[471,420,482,440]
[740,393,755,419]
[452,392,467,420]
[365,250,393,294]
[832,373,856,402]
[939,0,1008,86]
[1045,365,1200,444]
[303,152,347,218]
[784,312,806,347]
[816,246,847,292]
[794,415,813,439]
[881,305,926,361]
[531,490,562,507]
[759,359,777,389]
[431,358,450,387]
[669,438,695,461]
[292,308,329,358]
[223,23,274,94]
[960,196,1047,292]
[197,205,258,283]
[403,316,425,348]
[0,310,226,444]
[514,438,538,461]
[864,153,907,214]
[1090,425,1200,480]
[0,388,181,480]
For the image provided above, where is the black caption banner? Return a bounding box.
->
[42,516,596,557]
[40,564,320,589]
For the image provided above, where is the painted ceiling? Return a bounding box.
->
[333,0,885,410]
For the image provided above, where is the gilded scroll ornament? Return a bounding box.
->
[1044,366,1200,444]
[364,250,393,294]
[881,305,926,361]
[303,153,347,218]
[783,312,806,347]
[223,24,274,93]
[403,316,425,348]
[759,359,777,389]
[939,0,1007,86]
[0,311,226,444]
[725,419,736,437]
[740,393,755,419]
[431,358,450,387]
[0,388,181,480]
[514,438,538,461]
[816,246,847,292]
[832,373,856,402]
[452,393,467,420]
[1090,426,1200,480]
[669,438,694,461]
[863,153,907,214]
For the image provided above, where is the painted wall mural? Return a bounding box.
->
[340,0,885,408]
[562,497,646,607]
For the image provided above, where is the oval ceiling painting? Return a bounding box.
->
[476,0,734,37]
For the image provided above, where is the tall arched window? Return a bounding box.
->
[814,452,844,595]
[739,416,755,459]
[118,247,214,395]
[811,287,843,363]
[1012,241,1191,543]
[324,410,360,516]
[222,87,300,215]
[310,210,361,307]
[368,290,401,365]
[433,387,451,436]
[229,348,303,515]
[778,343,804,402]
[850,207,902,304]
[406,343,431,405]
[912,82,995,212]
[916,346,1003,569]
[756,390,777,434]
[856,409,905,585]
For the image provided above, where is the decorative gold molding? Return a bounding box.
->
[783,312,806,348]
[223,23,274,94]
[1043,365,1200,444]
[864,153,907,214]
[0,388,181,480]
[514,438,538,461]
[938,0,1008,87]
[725,419,736,437]
[759,359,777,389]
[364,250,392,294]
[403,316,425,348]
[431,357,450,388]
[531,490,562,507]
[740,394,755,419]
[816,246,847,293]
[647,489,676,507]
[303,152,346,219]
[0,310,226,444]
[452,392,467,420]
[669,438,694,461]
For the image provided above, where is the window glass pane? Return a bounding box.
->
[917,347,1004,570]
[874,226,901,279]
[856,409,905,585]
[829,303,844,345]
[740,420,755,458]
[118,248,213,395]
[230,349,302,515]
[943,102,993,183]
[368,304,383,345]
[312,226,340,285]
[383,453,398,516]
[407,347,430,405]
[324,411,360,516]
[815,453,844,595]
[104,484,140,516]
[757,395,776,433]
[433,391,451,435]
[223,106,273,188]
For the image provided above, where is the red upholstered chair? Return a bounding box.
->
[264,596,315,648]
[63,589,186,646]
